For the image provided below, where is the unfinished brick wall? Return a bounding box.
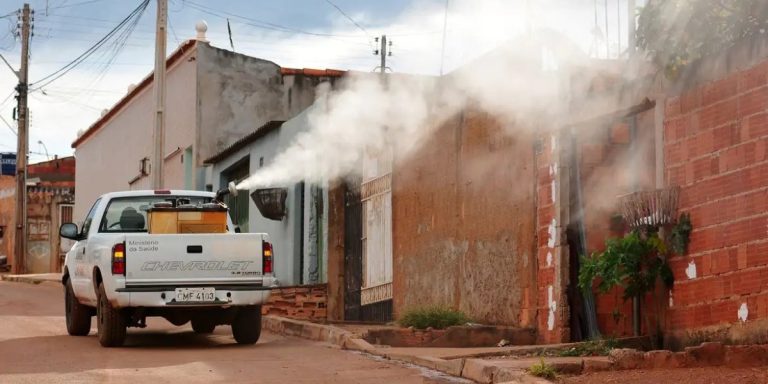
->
[663,59,768,345]
[392,109,537,328]
[535,133,570,343]
[581,113,659,338]
[262,284,328,321]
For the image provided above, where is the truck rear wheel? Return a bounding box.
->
[231,306,262,344]
[97,282,126,347]
[64,279,91,336]
[191,319,216,334]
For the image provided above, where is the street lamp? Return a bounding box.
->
[37,140,49,160]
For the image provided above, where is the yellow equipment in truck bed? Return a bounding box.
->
[147,205,228,234]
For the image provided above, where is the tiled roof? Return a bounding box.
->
[203,120,285,165]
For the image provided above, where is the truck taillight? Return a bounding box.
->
[112,242,126,275]
[262,241,273,275]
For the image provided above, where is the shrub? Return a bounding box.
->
[398,307,470,330]
[528,358,557,380]
[558,338,617,357]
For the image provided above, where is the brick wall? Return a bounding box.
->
[535,132,570,343]
[392,109,537,327]
[582,115,660,338]
[663,59,768,346]
[262,284,328,322]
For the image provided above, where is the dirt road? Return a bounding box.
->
[0,280,463,384]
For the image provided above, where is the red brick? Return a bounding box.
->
[581,143,607,166]
[680,163,768,208]
[665,140,686,166]
[688,155,719,181]
[702,76,739,107]
[701,254,713,276]
[738,86,768,118]
[737,244,748,269]
[666,164,687,186]
[681,89,702,114]
[746,112,768,139]
[688,190,768,229]
[746,241,768,268]
[756,293,768,318]
[738,61,768,92]
[611,122,630,144]
[722,216,768,247]
[712,122,741,151]
[708,248,737,274]
[698,99,738,131]
[666,96,682,118]
[688,227,725,254]
[730,268,762,295]
[685,130,714,159]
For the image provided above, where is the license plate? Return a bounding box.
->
[175,288,216,302]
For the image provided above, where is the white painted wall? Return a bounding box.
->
[73,46,198,222]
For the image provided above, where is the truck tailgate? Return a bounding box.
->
[123,233,264,285]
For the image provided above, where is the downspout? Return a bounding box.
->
[629,115,641,337]
[570,127,601,340]
[298,181,305,285]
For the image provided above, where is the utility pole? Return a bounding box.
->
[152,0,167,189]
[13,4,31,275]
[373,34,391,76]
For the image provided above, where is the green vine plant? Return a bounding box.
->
[578,230,677,348]
[670,213,692,255]
[578,232,674,302]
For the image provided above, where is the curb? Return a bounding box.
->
[262,315,555,383]
[0,274,62,285]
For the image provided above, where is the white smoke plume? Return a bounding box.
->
[236,0,631,190]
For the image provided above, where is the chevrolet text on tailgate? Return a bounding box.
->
[59,184,276,347]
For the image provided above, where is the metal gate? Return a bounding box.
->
[343,179,363,320]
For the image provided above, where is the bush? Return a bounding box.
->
[558,338,617,357]
[398,307,470,330]
[528,358,557,380]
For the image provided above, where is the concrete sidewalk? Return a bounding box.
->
[264,315,615,383]
[1,273,62,284]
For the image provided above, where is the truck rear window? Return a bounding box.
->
[99,196,212,233]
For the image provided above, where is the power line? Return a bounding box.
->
[323,0,370,39]
[168,12,181,44]
[0,114,15,136]
[30,0,150,91]
[49,0,108,10]
[182,0,369,44]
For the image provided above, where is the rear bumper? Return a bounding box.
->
[112,284,273,308]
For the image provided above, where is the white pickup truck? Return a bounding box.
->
[59,189,276,347]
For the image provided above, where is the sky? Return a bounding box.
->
[0,0,639,164]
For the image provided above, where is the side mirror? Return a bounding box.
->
[59,223,81,240]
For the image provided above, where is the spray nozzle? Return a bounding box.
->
[214,181,238,203]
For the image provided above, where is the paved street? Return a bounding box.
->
[0,281,462,384]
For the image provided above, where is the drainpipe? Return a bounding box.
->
[570,127,601,340]
[629,116,641,337]
[298,182,305,285]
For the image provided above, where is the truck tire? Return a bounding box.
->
[231,306,262,344]
[97,282,126,347]
[64,279,91,336]
[191,319,216,334]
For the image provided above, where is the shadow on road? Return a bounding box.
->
[0,281,63,317]
[0,328,284,375]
